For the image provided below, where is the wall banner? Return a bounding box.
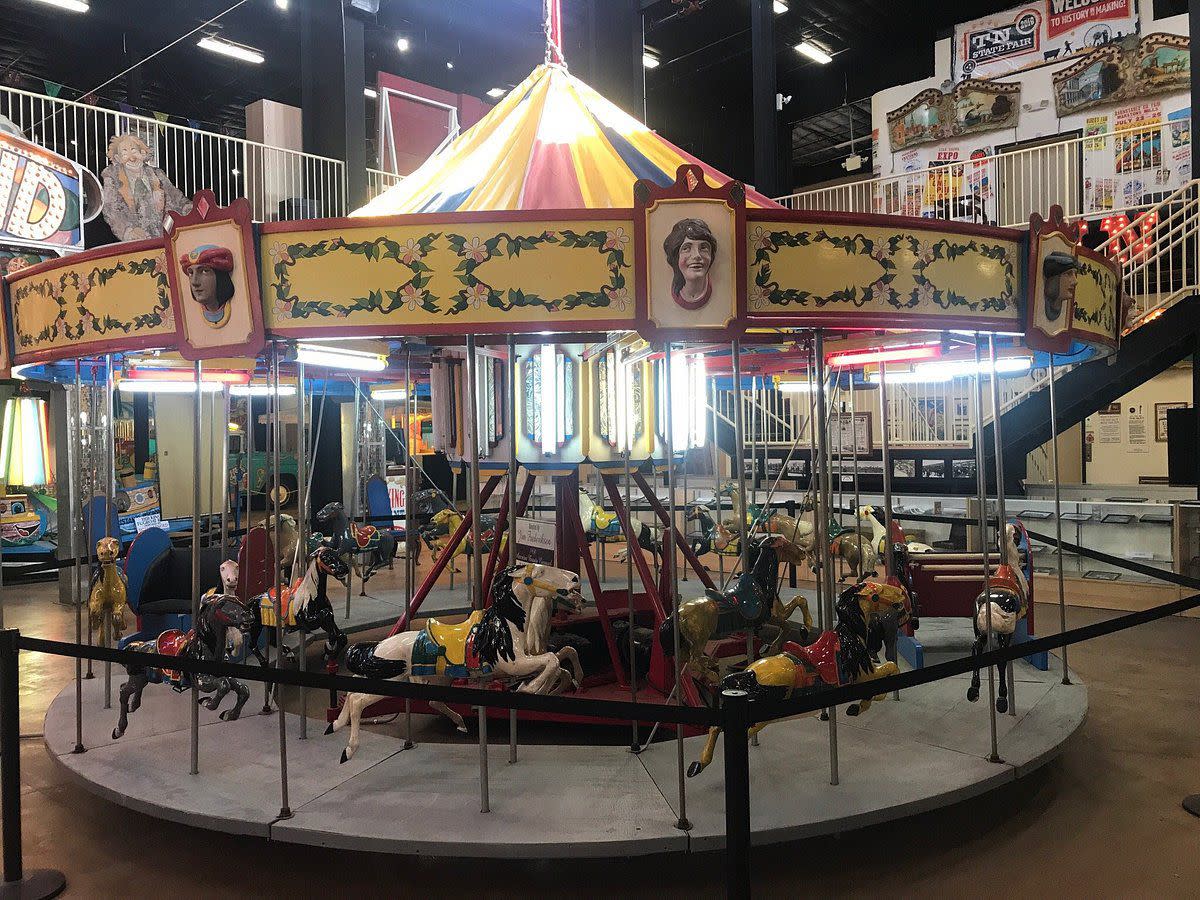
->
[953,0,1139,81]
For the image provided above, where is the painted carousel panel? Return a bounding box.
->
[746,220,1022,329]
[261,217,637,336]
[7,243,175,364]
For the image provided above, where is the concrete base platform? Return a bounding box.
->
[45,653,1085,857]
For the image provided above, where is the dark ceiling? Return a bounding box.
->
[0,0,1189,191]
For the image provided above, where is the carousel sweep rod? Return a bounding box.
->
[876,363,900,702]
[987,336,1017,717]
[1047,354,1071,685]
[878,360,895,580]
[813,330,839,786]
[190,359,203,776]
[295,358,309,740]
[346,377,361,618]
[465,335,488,813]
[404,347,416,752]
[662,342,691,832]
[808,342,822,632]
[626,350,639,752]
[973,336,1001,763]
[271,344,293,818]
[71,361,84,754]
[506,337,519,764]
[104,353,116,710]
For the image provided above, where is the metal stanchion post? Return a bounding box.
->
[721,688,751,900]
[271,346,292,819]
[987,336,1016,716]
[0,628,67,899]
[1047,355,1071,685]
[814,331,839,785]
[190,360,202,775]
[973,336,1001,763]
[663,343,691,831]
[478,704,490,813]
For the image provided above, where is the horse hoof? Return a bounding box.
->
[112,728,121,740]
[847,704,860,717]
[456,725,469,734]
[340,749,349,764]
[966,687,980,703]
[324,723,334,736]
[996,697,1009,714]
[687,762,704,779]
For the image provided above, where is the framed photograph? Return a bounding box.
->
[164,191,264,361]
[921,459,946,478]
[1155,402,1187,442]
[831,412,872,455]
[892,458,916,479]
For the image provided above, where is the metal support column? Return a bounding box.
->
[465,336,485,608]
[295,359,309,739]
[403,349,416,751]
[973,336,1000,763]
[813,331,839,785]
[103,355,116,710]
[1047,355,1071,685]
[346,378,361,618]
[190,360,202,775]
[507,336,519,761]
[70,363,85,755]
[271,346,292,818]
[878,360,895,580]
[988,337,1016,716]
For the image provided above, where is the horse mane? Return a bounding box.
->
[523,592,550,656]
[834,587,874,682]
[476,573,526,667]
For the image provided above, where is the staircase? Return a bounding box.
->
[983,181,1200,491]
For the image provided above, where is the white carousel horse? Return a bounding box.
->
[202,559,242,654]
[329,563,585,763]
[862,505,933,556]
[967,522,1029,713]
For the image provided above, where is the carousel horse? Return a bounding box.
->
[245,545,352,667]
[659,537,813,681]
[88,536,129,640]
[614,520,663,565]
[265,512,299,579]
[686,505,741,559]
[861,505,934,556]
[828,507,880,582]
[112,593,255,739]
[329,563,585,763]
[579,488,623,543]
[315,500,397,584]
[686,581,904,777]
[966,523,1028,714]
[202,559,243,655]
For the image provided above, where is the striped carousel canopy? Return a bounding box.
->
[354,63,781,215]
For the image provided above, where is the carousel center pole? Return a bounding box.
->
[190,359,202,776]
[1047,354,1071,685]
[663,342,691,832]
[813,330,839,786]
[973,335,1001,764]
[271,344,293,818]
[987,335,1016,717]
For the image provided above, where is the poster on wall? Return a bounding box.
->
[1127,404,1149,452]
[1098,402,1121,443]
[1114,101,1162,173]
[1084,114,1109,150]
[953,0,1139,81]
[1155,402,1187,441]
[514,516,555,566]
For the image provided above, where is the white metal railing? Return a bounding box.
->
[1,84,347,223]
[776,119,1191,230]
[366,168,403,203]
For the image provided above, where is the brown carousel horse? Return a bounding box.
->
[687,580,906,777]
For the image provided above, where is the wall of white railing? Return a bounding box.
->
[366,168,404,203]
[0,85,347,224]
[776,120,1191,231]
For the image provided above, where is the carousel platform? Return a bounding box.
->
[44,619,1086,858]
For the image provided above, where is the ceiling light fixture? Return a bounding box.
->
[364,86,378,99]
[296,343,388,372]
[273,0,288,9]
[773,0,788,12]
[827,344,941,368]
[198,35,265,65]
[446,61,454,69]
[28,0,89,11]
[396,36,410,52]
[642,51,660,69]
[486,87,506,98]
[795,40,833,64]
[230,383,297,397]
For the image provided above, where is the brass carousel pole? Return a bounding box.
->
[973,336,1000,763]
[987,336,1016,716]
[190,359,202,775]
[813,331,838,786]
[271,344,292,818]
[663,341,691,832]
[465,334,488,813]
[1047,354,1071,685]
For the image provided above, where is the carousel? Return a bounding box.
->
[16,15,1108,856]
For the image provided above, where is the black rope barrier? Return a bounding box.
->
[1022,527,1200,591]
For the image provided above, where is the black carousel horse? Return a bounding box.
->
[245,545,352,668]
[112,593,255,739]
[315,500,397,584]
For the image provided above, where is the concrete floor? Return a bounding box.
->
[5,577,1200,896]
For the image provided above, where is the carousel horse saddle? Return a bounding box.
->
[257,583,298,628]
[783,630,841,687]
[414,610,488,677]
[347,524,379,550]
[591,508,618,532]
[151,628,192,689]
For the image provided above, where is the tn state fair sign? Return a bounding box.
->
[953,0,1139,81]
[0,131,84,253]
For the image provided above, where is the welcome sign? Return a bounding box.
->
[954,0,1139,80]
[0,131,84,252]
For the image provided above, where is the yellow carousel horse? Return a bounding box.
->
[88,536,128,640]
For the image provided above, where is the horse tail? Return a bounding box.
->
[658,615,678,657]
[344,641,408,679]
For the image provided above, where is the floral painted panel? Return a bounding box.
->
[9,249,174,362]
[747,223,1021,324]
